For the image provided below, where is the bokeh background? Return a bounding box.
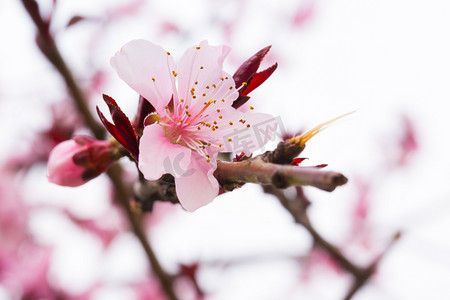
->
[1,0,450,299]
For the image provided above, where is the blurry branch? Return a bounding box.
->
[264,185,401,300]
[21,0,105,140]
[20,1,178,299]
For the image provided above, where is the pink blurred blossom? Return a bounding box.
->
[111,40,274,211]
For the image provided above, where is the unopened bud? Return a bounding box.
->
[47,136,114,187]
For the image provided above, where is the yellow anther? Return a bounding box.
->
[250,106,254,110]
[221,99,225,102]
[200,66,204,69]
[185,105,189,109]
[242,82,247,86]
[152,77,155,82]
[228,138,232,142]
[180,99,184,103]
[206,86,210,89]
[289,111,355,147]
[213,121,217,125]
[167,52,171,55]
[219,115,223,119]
[229,122,233,125]
[246,124,251,128]
[196,46,201,50]
[212,84,216,88]
[216,109,220,112]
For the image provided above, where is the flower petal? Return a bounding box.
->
[111,39,175,113]
[176,41,238,110]
[138,124,192,180]
[174,151,219,212]
[210,108,278,156]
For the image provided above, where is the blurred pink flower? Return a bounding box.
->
[111,40,274,211]
[47,136,113,187]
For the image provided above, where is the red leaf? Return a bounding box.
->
[66,16,85,27]
[97,95,139,159]
[133,96,155,133]
[233,46,272,89]
[314,164,328,169]
[241,63,278,96]
[291,157,308,165]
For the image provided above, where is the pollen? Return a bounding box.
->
[242,82,248,86]
[218,144,222,147]
[219,115,223,119]
[165,106,169,109]
[247,124,251,128]
[200,66,204,69]
[196,46,201,50]
[225,77,228,79]
[172,71,178,77]
[167,52,171,55]
[152,77,155,82]
[206,86,210,89]
[216,109,221,112]
[229,86,233,90]
[228,138,232,142]
[212,84,216,88]
[220,77,224,81]
[229,122,233,125]
[250,106,254,110]
[221,99,225,102]
[213,121,217,125]
[187,122,191,125]
[185,105,189,109]
[195,81,198,85]
[207,158,210,163]
[203,93,206,97]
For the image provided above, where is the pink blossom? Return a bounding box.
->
[111,40,275,211]
[47,136,113,187]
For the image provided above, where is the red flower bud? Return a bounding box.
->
[47,136,113,187]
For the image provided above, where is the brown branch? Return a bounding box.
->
[216,159,348,192]
[21,2,179,299]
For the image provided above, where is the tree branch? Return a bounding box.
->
[21,2,179,299]
[264,185,401,300]
[216,159,347,192]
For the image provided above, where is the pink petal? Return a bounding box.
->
[47,140,85,187]
[111,39,175,113]
[202,107,277,156]
[174,151,219,212]
[176,41,238,109]
[138,124,192,180]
